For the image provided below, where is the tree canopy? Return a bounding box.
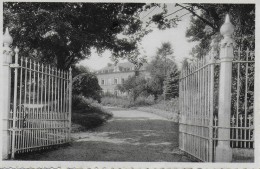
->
[117,75,147,102]
[143,3,255,58]
[5,3,254,68]
[4,2,145,69]
[3,2,179,69]
[183,4,255,58]
[72,65,102,102]
[145,42,179,100]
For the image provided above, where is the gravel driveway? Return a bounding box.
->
[15,108,193,162]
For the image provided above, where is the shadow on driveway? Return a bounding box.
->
[15,109,194,162]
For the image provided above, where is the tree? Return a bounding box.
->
[163,63,179,100]
[182,4,255,58]
[117,75,147,102]
[3,2,179,69]
[72,66,102,102]
[3,2,143,69]
[156,42,174,76]
[72,65,90,78]
[142,4,254,58]
[146,42,176,100]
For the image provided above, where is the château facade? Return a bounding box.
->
[96,62,149,96]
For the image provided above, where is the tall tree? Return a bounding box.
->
[163,63,179,100]
[117,75,147,102]
[146,42,177,100]
[4,2,179,69]
[4,2,145,69]
[156,42,174,76]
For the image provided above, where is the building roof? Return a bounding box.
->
[96,62,148,74]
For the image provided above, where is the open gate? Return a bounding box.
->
[179,51,215,162]
[2,28,72,159]
[178,15,254,162]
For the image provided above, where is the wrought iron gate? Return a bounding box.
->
[179,15,255,162]
[3,30,72,159]
[179,52,215,162]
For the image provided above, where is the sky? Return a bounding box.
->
[78,3,197,71]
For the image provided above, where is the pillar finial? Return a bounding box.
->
[3,27,13,46]
[14,46,19,53]
[220,14,234,37]
[220,14,235,48]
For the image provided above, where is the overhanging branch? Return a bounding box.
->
[176,3,218,31]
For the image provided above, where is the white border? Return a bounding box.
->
[1,0,259,168]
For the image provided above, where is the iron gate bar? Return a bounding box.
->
[7,46,72,159]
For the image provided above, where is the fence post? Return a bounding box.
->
[215,14,235,162]
[1,28,13,159]
[68,67,72,141]
[208,39,217,162]
[11,46,19,159]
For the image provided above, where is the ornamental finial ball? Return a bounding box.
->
[220,14,234,37]
[3,27,13,46]
[14,46,19,53]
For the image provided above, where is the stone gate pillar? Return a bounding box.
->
[215,14,235,162]
[1,28,13,159]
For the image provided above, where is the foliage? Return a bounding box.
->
[230,50,254,118]
[156,42,174,60]
[163,65,180,99]
[138,98,179,121]
[101,96,131,108]
[116,75,148,101]
[101,95,154,108]
[3,2,179,69]
[182,4,255,58]
[152,98,179,113]
[146,42,178,100]
[3,2,143,68]
[72,65,102,102]
[72,95,112,130]
[72,65,90,77]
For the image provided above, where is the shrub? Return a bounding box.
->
[101,96,131,108]
[129,95,155,107]
[72,95,113,131]
[101,95,155,108]
[73,66,102,103]
[151,98,179,114]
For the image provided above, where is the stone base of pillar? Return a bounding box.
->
[215,144,233,162]
[2,128,10,160]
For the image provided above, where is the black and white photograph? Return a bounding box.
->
[0,0,258,168]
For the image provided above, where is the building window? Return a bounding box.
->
[101,79,105,85]
[121,78,124,84]
[114,78,118,84]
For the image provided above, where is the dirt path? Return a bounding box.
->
[16,108,193,162]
